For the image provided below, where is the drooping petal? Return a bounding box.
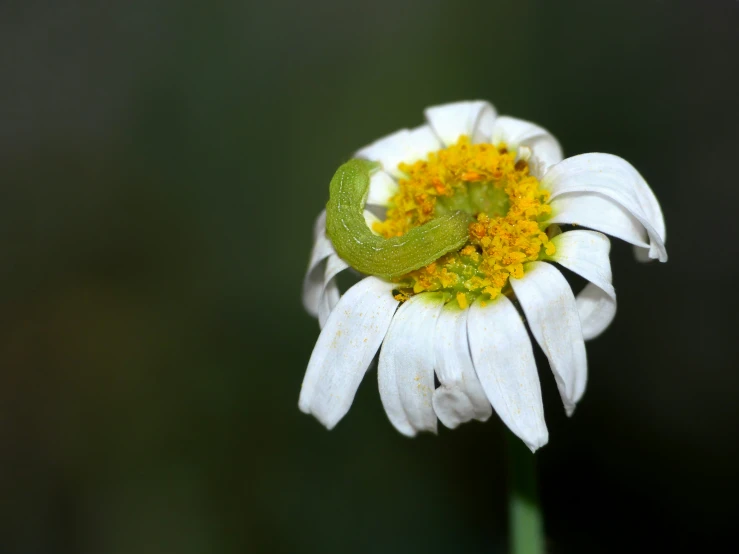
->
[378,293,444,436]
[312,209,326,242]
[545,192,649,249]
[547,231,616,341]
[366,169,398,207]
[424,100,497,146]
[631,173,666,261]
[299,277,399,429]
[467,294,548,452]
[356,124,442,180]
[541,153,667,262]
[317,254,349,328]
[576,283,616,341]
[510,262,588,415]
[634,172,666,240]
[303,211,335,317]
[490,115,563,176]
[432,300,492,429]
[315,210,382,327]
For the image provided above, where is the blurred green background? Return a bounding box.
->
[1,0,738,552]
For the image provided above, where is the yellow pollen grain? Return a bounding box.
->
[378,136,555,306]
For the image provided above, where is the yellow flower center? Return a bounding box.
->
[373,136,555,306]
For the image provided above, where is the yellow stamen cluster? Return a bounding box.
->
[375,136,555,306]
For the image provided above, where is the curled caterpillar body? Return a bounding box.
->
[325,159,471,279]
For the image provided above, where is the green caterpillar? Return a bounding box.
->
[325,159,471,279]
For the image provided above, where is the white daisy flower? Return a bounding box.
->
[299,100,666,452]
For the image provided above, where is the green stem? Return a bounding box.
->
[507,431,545,554]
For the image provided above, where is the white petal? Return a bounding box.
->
[299,277,399,429]
[367,169,398,207]
[542,153,667,262]
[510,262,588,415]
[432,301,492,429]
[363,209,381,235]
[356,124,441,180]
[467,294,548,452]
[424,100,497,146]
[632,170,666,261]
[491,115,563,177]
[314,210,382,327]
[548,231,616,341]
[633,245,652,263]
[317,254,349,328]
[312,209,326,242]
[576,282,616,341]
[545,192,649,249]
[378,293,444,436]
[302,211,335,317]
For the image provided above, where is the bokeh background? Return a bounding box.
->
[2,0,738,552]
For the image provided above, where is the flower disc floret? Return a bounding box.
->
[373,136,555,305]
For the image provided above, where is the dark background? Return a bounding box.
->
[1,1,738,552]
